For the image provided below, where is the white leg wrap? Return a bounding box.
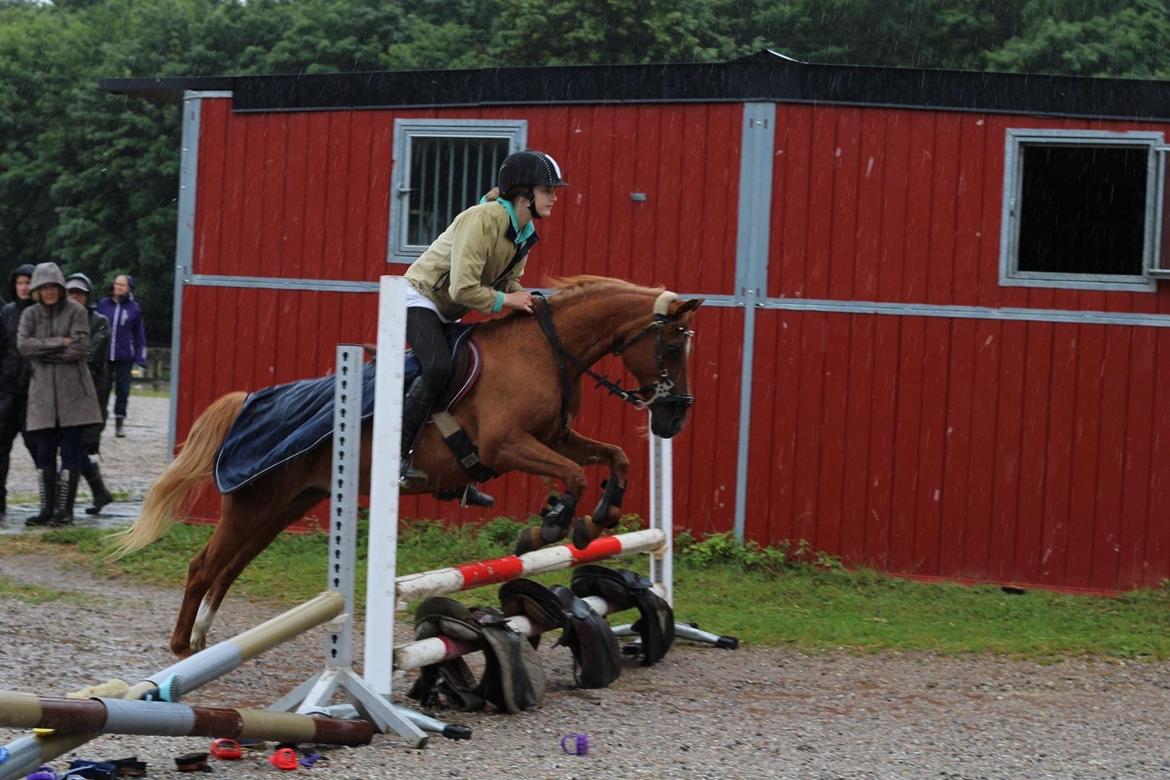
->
[191,599,217,651]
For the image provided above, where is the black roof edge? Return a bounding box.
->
[102,75,234,103]
[100,54,1170,122]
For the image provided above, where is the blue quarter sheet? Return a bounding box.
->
[213,360,379,494]
[213,324,476,494]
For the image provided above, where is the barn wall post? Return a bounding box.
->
[732,102,776,541]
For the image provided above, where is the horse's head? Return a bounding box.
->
[617,292,704,438]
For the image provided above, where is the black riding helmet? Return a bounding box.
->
[497,150,567,220]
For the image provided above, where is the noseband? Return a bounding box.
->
[532,293,695,432]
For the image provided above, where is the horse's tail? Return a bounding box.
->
[108,391,247,559]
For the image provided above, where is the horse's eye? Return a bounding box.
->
[664,345,683,360]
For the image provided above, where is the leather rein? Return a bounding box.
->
[532,292,695,431]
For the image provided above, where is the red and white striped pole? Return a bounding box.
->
[395,528,666,603]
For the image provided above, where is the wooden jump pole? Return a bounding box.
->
[0,592,346,780]
[0,691,374,747]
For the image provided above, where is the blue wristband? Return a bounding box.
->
[491,291,504,313]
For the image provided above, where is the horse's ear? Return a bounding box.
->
[671,298,704,319]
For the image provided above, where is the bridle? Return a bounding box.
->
[532,291,695,432]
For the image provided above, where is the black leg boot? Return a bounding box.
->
[433,484,496,508]
[399,377,433,489]
[51,469,79,526]
[82,461,115,515]
[26,469,56,526]
[115,416,125,438]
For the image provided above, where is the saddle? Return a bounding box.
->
[499,579,622,690]
[571,565,675,666]
[407,596,545,714]
[404,322,482,413]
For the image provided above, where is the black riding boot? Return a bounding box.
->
[52,468,79,526]
[82,461,115,515]
[115,416,125,438]
[26,469,56,526]
[434,484,496,508]
[399,377,433,489]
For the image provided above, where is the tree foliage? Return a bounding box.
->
[1,0,1167,343]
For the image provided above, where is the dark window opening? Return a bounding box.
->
[1017,145,1147,276]
[407,137,509,246]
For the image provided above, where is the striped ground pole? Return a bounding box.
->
[0,591,346,780]
[0,691,374,746]
[394,528,667,604]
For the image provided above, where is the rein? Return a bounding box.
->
[531,293,694,432]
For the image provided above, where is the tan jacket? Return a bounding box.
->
[18,299,102,431]
[404,201,535,320]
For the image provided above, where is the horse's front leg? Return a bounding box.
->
[486,432,590,555]
[552,430,630,548]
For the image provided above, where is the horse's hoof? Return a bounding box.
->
[538,493,578,543]
[513,527,542,556]
[571,518,594,550]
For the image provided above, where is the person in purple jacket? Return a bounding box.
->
[95,273,147,438]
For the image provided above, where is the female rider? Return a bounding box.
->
[400,149,568,502]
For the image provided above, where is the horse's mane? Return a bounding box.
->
[544,275,666,304]
[477,275,666,335]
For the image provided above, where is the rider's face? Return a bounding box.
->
[532,185,558,219]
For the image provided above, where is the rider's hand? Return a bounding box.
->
[62,337,72,345]
[502,290,534,313]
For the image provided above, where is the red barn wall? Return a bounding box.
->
[746,104,1170,590]
[178,94,1170,591]
[180,98,743,536]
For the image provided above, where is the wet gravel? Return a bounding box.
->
[3,395,1170,778]
[1,394,170,530]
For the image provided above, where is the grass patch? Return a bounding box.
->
[9,521,1170,660]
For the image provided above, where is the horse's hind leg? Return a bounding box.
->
[169,493,263,656]
[171,533,221,657]
[181,487,327,654]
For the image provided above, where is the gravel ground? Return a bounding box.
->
[3,394,1170,779]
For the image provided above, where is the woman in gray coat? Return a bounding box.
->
[18,262,102,525]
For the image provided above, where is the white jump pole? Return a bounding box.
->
[395,528,667,603]
[648,422,673,604]
[272,281,427,747]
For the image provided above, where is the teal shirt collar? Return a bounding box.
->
[482,196,536,244]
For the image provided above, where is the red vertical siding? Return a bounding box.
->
[180,95,1170,592]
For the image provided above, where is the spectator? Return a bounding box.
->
[66,273,115,515]
[96,273,147,438]
[0,263,35,516]
[18,262,103,526]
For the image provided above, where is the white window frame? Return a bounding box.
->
[387,119,527,265]
[998,128,1167,292]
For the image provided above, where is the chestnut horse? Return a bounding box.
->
[111,276,702,656]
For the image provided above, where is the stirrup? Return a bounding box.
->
[434,484,495,508]
[399,463,429,489]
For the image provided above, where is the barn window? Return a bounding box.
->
[388,119,527,264]
[999,129,1168,291]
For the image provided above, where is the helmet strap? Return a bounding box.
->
[524,188,541,220]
